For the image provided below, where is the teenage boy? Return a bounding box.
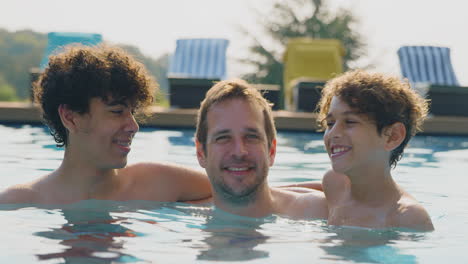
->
[195,79,327,219]
[0,44,210,204]
[318,70,434,231]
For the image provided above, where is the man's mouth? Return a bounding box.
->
[226,167,250,172]
[222,164,255,176]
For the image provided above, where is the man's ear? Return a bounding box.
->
[383,122,406,151]
[58,104,78,133]
[268,138,277,167]
[195,140,207,168]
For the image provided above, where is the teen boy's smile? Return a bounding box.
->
[74,97,139,169]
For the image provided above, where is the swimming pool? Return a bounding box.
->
[1,124,467,263]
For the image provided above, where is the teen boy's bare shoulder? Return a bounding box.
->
[0,183,39,204]
[121,162,211,202]
[392,196,434,231]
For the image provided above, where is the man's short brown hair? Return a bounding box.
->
[195,79,276,151]
[317,70,429,167]
[34,44,157,147]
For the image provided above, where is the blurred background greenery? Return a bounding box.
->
[0,0,364,106]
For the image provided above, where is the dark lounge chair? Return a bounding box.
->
[398,45,468,116]
[167,38,229,108]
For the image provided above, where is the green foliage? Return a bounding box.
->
[0,29,169,105]
[118,44,170,105]
[0,74,18,101]
[241,0,366,86]
[0,29,46,99]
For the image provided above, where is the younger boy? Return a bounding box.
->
[318,70,434,231]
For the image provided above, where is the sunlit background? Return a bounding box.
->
[1,0,467,101]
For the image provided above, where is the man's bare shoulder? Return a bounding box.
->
[0,184,38,204]
[273,188,328,220]
[393,197,434,231]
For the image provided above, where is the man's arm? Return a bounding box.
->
[278,181,323,192]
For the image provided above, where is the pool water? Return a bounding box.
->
[1,124,467,263]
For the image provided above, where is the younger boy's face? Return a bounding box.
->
[323,96,389,175]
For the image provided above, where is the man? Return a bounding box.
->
[318,70,434,231]
[195,79,327,219]
[0,44,211,204]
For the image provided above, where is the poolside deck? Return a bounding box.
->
[1,102,468,135]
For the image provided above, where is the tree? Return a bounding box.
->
[118,44,170,106]
[0,29,169,104]
[241,0,366,87]
[0,74,18,101]
[0,29,46,99]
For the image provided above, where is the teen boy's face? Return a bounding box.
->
[196,98,276,203]
[323,96,388,175]
[73,97,139,169]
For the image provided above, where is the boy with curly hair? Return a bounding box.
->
[0,44,210,204]
[318,70,434,231]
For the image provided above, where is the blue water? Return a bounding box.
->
[1,124,467,263]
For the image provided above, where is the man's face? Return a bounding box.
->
[71,97,139,169]
[196,98,276,204]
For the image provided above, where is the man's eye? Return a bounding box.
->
[215,135,229,143]
[346,120,357,124]
[326,121,335,127]
[246,134,260,141]
[111,110,123,114]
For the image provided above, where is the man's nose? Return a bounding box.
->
[232,137,248,158]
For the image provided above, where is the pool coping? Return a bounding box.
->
[1,102,467,135]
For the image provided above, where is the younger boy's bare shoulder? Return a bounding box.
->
[393,196,434,231]
[274,188,328,219]
[322,170,350,204]
[397,196,434,231]
[0,184,39,204]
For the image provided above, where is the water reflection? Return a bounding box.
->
[33,201,156,263]
[196,209,271,261]
[320,226,427,263]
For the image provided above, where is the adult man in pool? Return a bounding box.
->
[194,79,328,219]
[0,44,211,204]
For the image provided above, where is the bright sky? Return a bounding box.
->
[1,0,467,84]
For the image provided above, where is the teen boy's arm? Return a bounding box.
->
[125,162,211,202]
